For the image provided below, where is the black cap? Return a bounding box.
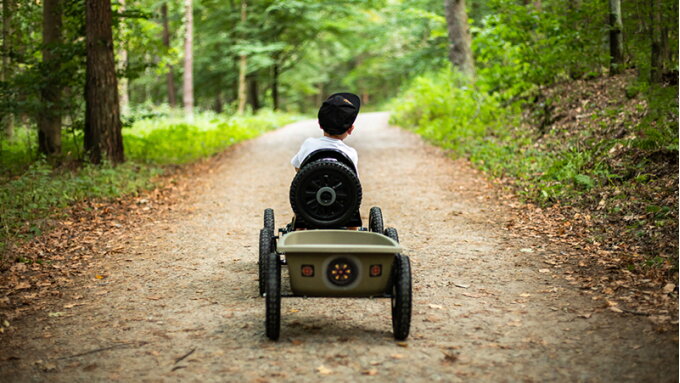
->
[318,92,361,135]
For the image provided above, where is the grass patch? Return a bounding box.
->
[124,110,296,164]
[390,67,678,204]
[0,161,161,249]
[0,109,298,255]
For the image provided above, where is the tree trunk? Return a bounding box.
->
[85,0,124,164]
[608,0,623,75]
[247,74,259,111]
[118,0,129,114]
[444,0,475,77]
[38,0,62,157]
[236,0,247,115]
[182,0,193,118]
[649,0,663,83]
[161,3,176,108]
[1,0,13,140]
[657,1,671,80]
[214,92,223,113]
[272,61,279,110]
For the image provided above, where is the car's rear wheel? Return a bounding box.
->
[264,208,275,232]
[369,206,384,233]
[384,227,399,243]
[265,252,281,341]
[258,228,273,296]
[391,254,411,341]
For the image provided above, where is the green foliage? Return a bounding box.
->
[390,67,513,153]
[474,0,609,99]
[390,67,668,204]
[633,86,679,151]
[124,110,297,164]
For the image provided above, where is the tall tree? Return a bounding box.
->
[37,0,62,157]
[1,0,13,139]
[161,2,176,107]
[118,0,129,114]
[182,0,193,117]
[247,74,259,111]
[444,0,474,76]
[271,57,279,110]
[649,0,670,83]
[85,0,124,164]
[608,0,623,74]
[237,0,247,114]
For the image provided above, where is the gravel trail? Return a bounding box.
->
[0,112,676,382]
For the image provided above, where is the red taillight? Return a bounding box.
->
[301,265,314,277]
[369,264,382,277]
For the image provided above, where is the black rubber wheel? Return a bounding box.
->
[391,254,412,341]
[290,160,362,228]
[258,228,273,297]
[369,206,384,233]
[265,252,281,341]
[384,227,399,243]
[264,208,275,232]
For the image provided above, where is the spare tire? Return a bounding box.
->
[290,160,362,228]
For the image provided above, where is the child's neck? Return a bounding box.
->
[324,132,347,140]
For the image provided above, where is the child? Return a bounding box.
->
[291,92,360,172]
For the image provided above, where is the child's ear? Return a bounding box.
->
[347,125,355,135]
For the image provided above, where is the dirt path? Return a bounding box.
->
[1,112,677,382]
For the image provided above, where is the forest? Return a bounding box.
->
[1,0,678,314]
[0,0,678,379]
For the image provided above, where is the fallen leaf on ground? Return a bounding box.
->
[396,342,409,348]
[11,263,27,272]
[362,369,378,376]
[428,304,443,309]
[14,282,31,290]
[315,365,333,375]
[442,351,458,364]
[454,283,470,289]
[662,283,675,294]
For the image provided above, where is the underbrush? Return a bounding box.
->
[124,110,295,164]
[391,67,678,276]
[0,161,160,251]
[0,109,297,256]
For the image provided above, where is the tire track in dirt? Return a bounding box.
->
[0,112,676,382]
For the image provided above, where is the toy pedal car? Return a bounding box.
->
[258,149,412,341]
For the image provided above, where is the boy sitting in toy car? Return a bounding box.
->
[291,92,360,173]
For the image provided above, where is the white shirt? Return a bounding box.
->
[291,136,359,172]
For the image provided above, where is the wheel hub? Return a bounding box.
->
[316,186,337,206]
